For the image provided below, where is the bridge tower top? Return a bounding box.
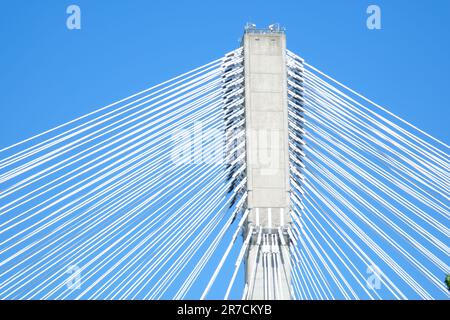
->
[243,24,290,230]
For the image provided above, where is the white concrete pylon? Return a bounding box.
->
[243,26,292,300]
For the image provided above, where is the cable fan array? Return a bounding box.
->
[200,48,250,300]
[222,49,247,209]
[0,44,448,300]
[286,50,449,300]
[0,49,247,299]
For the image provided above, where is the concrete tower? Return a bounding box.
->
[243,24,292,300]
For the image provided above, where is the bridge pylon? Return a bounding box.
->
[242,24,293,300]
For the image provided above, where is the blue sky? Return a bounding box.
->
[0,0,449,147]
[0,0,448,300]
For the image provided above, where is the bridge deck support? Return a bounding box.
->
[243,29,292,300]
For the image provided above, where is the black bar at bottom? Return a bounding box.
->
[0,300,447,318]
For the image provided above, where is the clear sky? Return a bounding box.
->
[0,0,449,147]
[0,0,448,300]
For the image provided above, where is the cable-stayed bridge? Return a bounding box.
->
[0,26,448,300]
